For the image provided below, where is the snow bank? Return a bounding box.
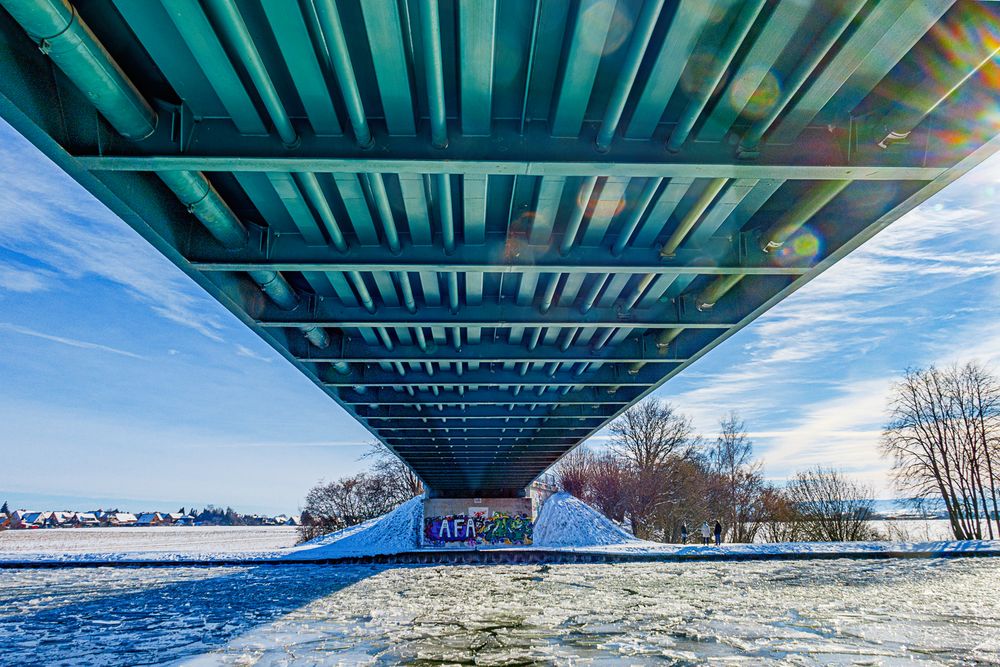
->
[533,492,647,548]
[285,496,423,559]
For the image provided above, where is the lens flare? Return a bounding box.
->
[773,227,823,266]
[738,68,782,120]
[579,0,635,57]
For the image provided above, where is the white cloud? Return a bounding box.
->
[0,261,55,293]
[654,153,1000,494]
[0,120,231,342]
[235,344,275,363]
[0,322,146,360]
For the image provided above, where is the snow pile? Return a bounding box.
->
[533,492,643,548]
[286,496,423,558]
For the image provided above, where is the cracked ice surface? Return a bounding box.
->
[1,559,999,665]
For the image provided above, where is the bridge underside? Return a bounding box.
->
[1,0,998,496]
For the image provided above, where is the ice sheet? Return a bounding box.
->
[1,559,998,665]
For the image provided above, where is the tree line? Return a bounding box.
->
[555,401,881,543]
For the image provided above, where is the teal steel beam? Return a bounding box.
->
[189,249,806,277]
[376,421,600,430]
[331,380,654,389]
[155,0,267,135]
[388,435,581,443]
[624,0,716,139]
[72,141,947,181]
[312,0,373,147]
[666,0,766,152]
[365,417,607,426]
[458,0,496,136]
[696,0,814,143]
[259,0,341,136]
[379,426,594,433]
[738,0,867,153]
[295,342,689,365]
[252,286,756,328]
[768,0,954,144]
[419,0,448,148]
[387,437,579,445]
[258,315,737,331]
[595,0,664,151]
[354,405,614,419]
[397,456,570,462]
[341,389,634,405]
[204,0,298,147]
[358,0,416,136]
[550,0,615,137]
[291,326,685,364]
[322,364,667,387]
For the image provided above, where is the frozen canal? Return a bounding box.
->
[1,559,998,665]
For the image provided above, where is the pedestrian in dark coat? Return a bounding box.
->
[680,523,688,544]
[714,520,723,546]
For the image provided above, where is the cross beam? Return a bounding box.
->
[322,365,669,387]
[72,118,947,180]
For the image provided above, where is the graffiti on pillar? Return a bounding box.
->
[424,511,533,546]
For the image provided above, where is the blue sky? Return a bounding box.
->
[1,117,999,514]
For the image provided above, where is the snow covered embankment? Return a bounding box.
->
[532,492,646,548]
[285,496,423,559]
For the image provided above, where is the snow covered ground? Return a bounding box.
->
[0,526,299,554]
[1,559,998,665]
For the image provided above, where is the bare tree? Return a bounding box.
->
[610,400,698,471]
[608,400,701,538]
[882,363,1000,540]
[786,467,880,542]
[709,412,766,543]
[553,447,630,524]
[554,446,595,498]
[587,452,632,524]
[363,441,424,504]
[759,486,803,543]
[298,442,424,543]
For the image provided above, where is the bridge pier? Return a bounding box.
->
[421,496,534,548]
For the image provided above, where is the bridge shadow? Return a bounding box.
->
[0,563,391,666]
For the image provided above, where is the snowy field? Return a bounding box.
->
[1,559,998,665]
[0,526,299,554]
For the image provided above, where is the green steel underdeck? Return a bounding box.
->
[1,0,998,495]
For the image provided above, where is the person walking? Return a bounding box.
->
[700,521,711,546]
[714,520,723,546]
[680,522,688,545]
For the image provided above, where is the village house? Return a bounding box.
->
[45,512,76,528]
[73,513,100,528]
[135,512,165,527]
[165,513,195,526]
[102,512,138,527]
[11,511,50,529]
